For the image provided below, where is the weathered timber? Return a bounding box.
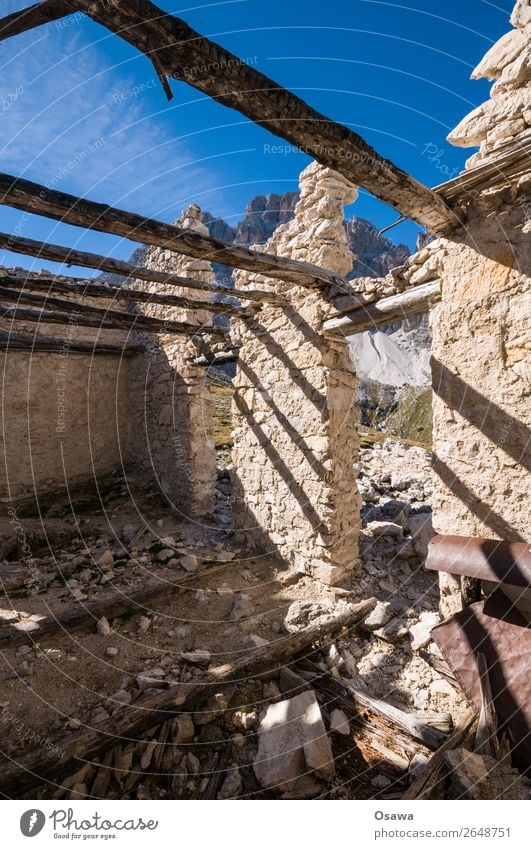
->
[298,661,446,755]
[418,649,460,689]
[0,301,227,338]
[434,131,531,204]
[474,653,499,759]
[0,330,141,356]
[402,710,477,800]
[0,232,285,304]
[0,271,253,318]
[0,559,77,593]
[0,174,342,288]
[192,348,240,366]
[323,280,441,335]
[0,0,68,42]
[0,597,376,797]
[68,0,457,234]
[0,560,237,649]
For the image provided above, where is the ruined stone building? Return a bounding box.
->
[0,0,529,801]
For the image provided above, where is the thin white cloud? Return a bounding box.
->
[0,5,226,229]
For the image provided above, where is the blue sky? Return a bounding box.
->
[0,0,514,274]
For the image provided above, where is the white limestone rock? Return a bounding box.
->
[511,0,531,28]
[409,612,441,650]
[407,512,434,559]
[228,592,254,621]
[363,600,394,631]
[253,691,335,795]
[448,89,530,147]
[329,708,350,736]
[491,47,531,93]
[471,28,528,80]
[365,520,404,538]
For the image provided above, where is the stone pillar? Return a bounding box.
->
[127,205,216,519]
[231,162,360,585]
[432,1,531,614]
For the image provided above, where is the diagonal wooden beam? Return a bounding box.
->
[0,231,285,304]
[0,293,228,337]
[0,270,253,318]
[67,0,458,234]
[0,329,142,356]
[0,0,70,42]
[0,173,341,288]
[323,280,441,335]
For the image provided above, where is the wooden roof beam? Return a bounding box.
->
[0,0,70,42]
[0,290,229,338]
[69,0,458,235]
[0,270,254,318]
[0,329,142,356]
[0,232,286,304]
[323,280,441,335]
[0,173,341,289]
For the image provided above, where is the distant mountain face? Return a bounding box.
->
[201,190,409,280]
[344,218,410,279]
[96,191,430,431]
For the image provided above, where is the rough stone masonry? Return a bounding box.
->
[432,0,530,614]
[230,162,361,585]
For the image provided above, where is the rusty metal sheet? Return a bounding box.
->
[426,536,531,588]
[432,591,531,771]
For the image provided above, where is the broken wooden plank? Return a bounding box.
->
[0,173,342,289]
[298,661,446,757]
[434,131,531,204]
[0,0,69,42]
[0,560,237,649]
[0,271,253,319]
[402,710,476,799]
[418,649,460,690]
[0,301,227,339]
[0,232,284,305]
[191,348,240,366]
[323,280,441,335]
[474,653,499,759]
[0,330,141,356]
[68,0,457,234]
[0,597,376,797]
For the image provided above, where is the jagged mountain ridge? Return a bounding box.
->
[201,190,410,279]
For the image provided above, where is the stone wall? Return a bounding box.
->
[432,0,531,613]
[448,0,530,169]
[127,205,217,519]
[0,350,130,512]
[0,276,132,512]
[231,162,360,585]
